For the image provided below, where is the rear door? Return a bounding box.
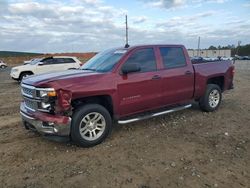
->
[117,47,163,116]
[158,46,194,105]
[55,58,78,70]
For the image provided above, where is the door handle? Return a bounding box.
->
[185,71,192,75]
[152,75,161,80]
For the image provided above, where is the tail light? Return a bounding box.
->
[231,66,235,76]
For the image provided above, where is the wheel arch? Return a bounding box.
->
[72,95,114,118]
[19,71,34,79]
[207,76,224,91]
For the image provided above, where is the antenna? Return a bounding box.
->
[125,15,129,48]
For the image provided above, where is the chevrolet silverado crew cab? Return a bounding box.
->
[20,45,234,147]
[11,56,81,81]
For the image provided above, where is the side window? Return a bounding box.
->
[64,58,75,63]
[54,58,75,64]
[124,48,157,72]
[159,47,186,69]
[42,58,54,65]
[54,58,65,64]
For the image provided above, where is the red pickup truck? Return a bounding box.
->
[20,45,234,147]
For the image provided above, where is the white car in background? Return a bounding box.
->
[221,56,234,61]
[10,56,82,81]
[203,57,219,61]
[0,60,7,68]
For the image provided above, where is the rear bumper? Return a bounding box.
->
[20,102,71,137]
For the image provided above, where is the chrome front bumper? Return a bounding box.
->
[20,103,71,136]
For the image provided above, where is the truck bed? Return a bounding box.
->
[193,60,234,98]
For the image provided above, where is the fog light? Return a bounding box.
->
[48,122,54,126]
[42,122,54,127]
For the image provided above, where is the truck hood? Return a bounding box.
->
[22,69,101,86]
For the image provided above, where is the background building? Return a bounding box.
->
[188,49,231,57]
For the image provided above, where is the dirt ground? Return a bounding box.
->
[0,61,249,188]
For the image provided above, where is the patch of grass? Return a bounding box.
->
[0,51,43,58]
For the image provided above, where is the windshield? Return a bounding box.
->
[80,48,127,72]
[30,58,42,65]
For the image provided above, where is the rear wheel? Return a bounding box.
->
[71,104,112,147]
[199,84,222,112]
[0,65,6,68]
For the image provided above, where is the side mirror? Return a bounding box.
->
[121,63,141,74]
[38,62,44,66]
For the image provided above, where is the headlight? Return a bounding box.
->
[38,89,57,98]
[11,69,18,72]
[38,102,51,112]
[37,88,56,112]
[41,102,51,109]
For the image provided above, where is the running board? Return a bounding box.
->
[118,104,192,124]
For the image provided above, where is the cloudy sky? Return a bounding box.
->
[0,0,250,53]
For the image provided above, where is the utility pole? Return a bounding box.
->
[236,40,241,55]
[197,36,200,56]
[125,15,129,48]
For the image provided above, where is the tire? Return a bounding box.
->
[199,84,222,112]
[19,72,32,81]
[71,104,112,147]
[0,65,5,68]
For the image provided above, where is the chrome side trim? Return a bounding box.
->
[118,104,192,124]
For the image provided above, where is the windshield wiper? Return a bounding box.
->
[81,68,97,71]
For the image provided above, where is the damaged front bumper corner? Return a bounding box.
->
[20,102,71,137]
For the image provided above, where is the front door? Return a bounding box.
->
[117,48,162,116]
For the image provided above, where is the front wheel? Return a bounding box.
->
[199,84,222,112]
[19,72,32,81]
[71,104,112,147]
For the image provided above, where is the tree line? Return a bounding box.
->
[207,44,250,56]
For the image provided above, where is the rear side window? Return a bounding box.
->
[124,48,157,72]
[63,58,75,63]
[55,58,75,64]
[159,47,186,69]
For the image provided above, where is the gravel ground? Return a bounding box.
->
[0,61,249,188]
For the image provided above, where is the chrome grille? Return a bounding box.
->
[21,84,35,98]
[21,84,37,111]
[23,98,37,111]
[21,84,52,112]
